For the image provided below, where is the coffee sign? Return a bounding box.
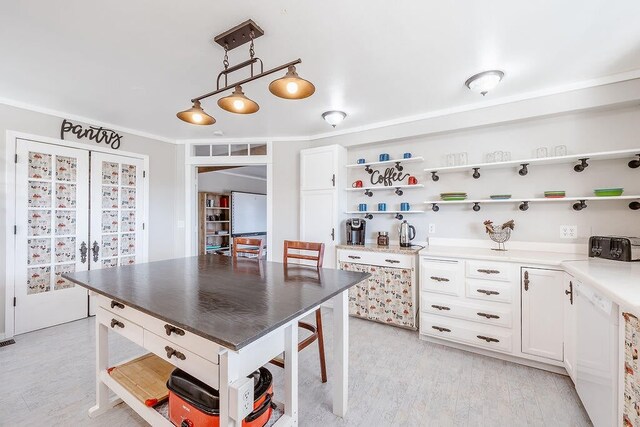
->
[369,167,409,186]
[60,119,122,150]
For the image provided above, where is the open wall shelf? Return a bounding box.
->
[346,210,425,220]
[345,184,424,196]
[346,156,424,169]
[424,195,640,212]
[424,148,640,181]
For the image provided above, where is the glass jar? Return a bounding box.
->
[377,231,389,246]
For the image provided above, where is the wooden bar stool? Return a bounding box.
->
[270,240,327,383]
[232,237,265,260]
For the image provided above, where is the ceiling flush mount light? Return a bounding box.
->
[322,111,347,128]
[218,85,259,114]
[176,19,314,125]
[465,70,505,96]
[176,100,216,125]
[269,65,315,99]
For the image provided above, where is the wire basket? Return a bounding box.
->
[488,228,511,251]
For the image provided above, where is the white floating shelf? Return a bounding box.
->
[423,148,640,174]
[344,184,424,191]
[424,195,640,205]
[346,156,424,168]
[345,210,425,214]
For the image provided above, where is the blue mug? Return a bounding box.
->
[379,153,390,162]
[358,203,367,212]
[403,152,412,159]
[357,158,366,164]
[378,203,387,211]
[401,202,410,211]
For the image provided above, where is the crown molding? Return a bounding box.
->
[0,96,177,144]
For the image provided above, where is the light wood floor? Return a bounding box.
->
[0,310,591,426]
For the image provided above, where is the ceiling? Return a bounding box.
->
[1,1,639,141]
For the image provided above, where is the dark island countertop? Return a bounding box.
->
[64,255,369,351]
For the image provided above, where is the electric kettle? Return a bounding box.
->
[398,220,416,247]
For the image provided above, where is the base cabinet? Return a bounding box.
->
[521,267,564,361]
[338,249,417,329]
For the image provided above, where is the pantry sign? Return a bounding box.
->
[60,119,122,150]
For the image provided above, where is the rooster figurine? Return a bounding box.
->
[483,219,515,251]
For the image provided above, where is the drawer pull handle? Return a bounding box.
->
[476,289,500,296]
[430,276,450,282]
[477,335,500,343]
[165,324,186,337]
[431,304,451,311]
[477,269,500,274]
[385,259,401,264]
[432,326,451,333]
[110,319,124,329]
[165,346,186,361]
[477,312,500,319]
[110,300,125,309]
[347,255,361,259]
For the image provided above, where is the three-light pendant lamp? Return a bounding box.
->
[177,65,315,125]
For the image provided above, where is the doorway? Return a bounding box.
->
[197,165,267,257]
[5,132,149,337]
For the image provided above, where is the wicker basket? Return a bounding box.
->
[488,228,511,251]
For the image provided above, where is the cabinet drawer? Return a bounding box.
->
[466,260,511,282]
[144,330,219,389]
[466,279,512,304]
[97,294,222,363]
[420,295,512,328]
[420,313,513,353]
[420,258,464,296]
[338,250,413,269]
[96,306,143,346]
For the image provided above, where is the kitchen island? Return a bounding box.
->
[64,255,369,427]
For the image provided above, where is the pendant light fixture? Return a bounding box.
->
[217,85,259,114]
[322,111,347,128]
[269,65,315,99]
[176,100,216,125]
[176,20,315,126]
[465,70,505,96]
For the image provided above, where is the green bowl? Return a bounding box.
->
[594,188,623,197]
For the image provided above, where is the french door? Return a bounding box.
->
[13,140,146,334]
[15,141,90,334]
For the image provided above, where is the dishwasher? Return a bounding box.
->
[575,281,619,427]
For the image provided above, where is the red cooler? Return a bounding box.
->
[167,367,274,427]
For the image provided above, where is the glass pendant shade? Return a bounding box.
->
[176,100,216,125]
[322,110,346,127]
[269,65,315,99]
[217,85,260,114]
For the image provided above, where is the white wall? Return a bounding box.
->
[342,106,640,244]
[198,170,266,194]
[0,103,183,337]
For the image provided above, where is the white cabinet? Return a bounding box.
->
[300,145,342,191]
[563,273,577,382]
[299,145,346,268]
[521,267,564,361]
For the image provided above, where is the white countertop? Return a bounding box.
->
[419,245,587,266]
[562,259,640,312]
[420,244,640,312]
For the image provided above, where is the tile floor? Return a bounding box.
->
[0,310,591,426]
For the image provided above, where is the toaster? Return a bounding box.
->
[589,236,640,261]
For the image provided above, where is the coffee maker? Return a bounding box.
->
[346,218,366,245]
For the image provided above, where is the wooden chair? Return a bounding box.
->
[270,240,327,383]
[232,237,264,260]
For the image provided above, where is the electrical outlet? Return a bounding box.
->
[428,224,436,234]
[560,225,577,239]
[230,376,254,421]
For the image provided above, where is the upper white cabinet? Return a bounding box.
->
[563,273,577,383]
[300,145,342,191]
[300,145,346,268]
[521,267,564,361]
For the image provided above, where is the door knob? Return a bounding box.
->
[80,242,88,264]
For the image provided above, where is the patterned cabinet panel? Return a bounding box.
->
[339,261,415,329]
[624,312,640,427]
